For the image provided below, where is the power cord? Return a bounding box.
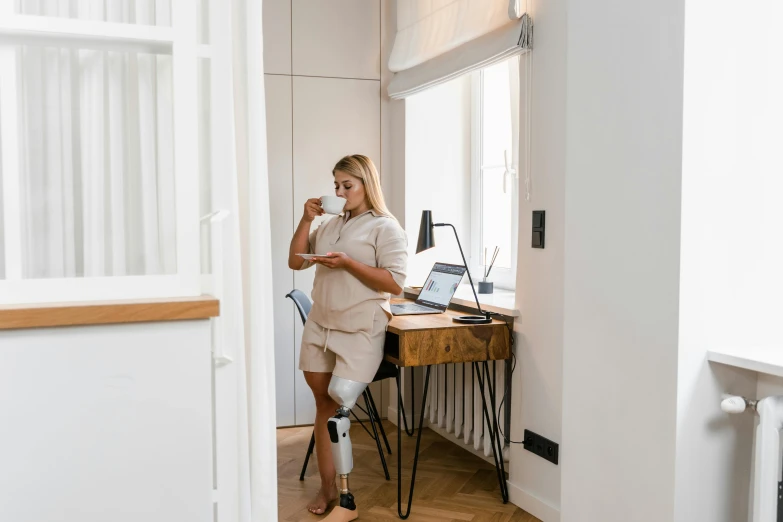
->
[487,311,526,445]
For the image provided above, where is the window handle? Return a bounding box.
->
[503,150,517,194]
[201,210,233,368]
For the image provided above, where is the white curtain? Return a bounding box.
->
[14,0,176,279]
[209,0,277,520]
[518,49,532,202]
[233,0,277,518]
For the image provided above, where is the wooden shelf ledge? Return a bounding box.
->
[0,295,220,331]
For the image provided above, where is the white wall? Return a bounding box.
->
[674,362,757,521]
[560,1,685,521]
[757,375,783,399]
[675,1,783,520]
[0,321,213,522]
[503,3,567,522]
[384,1,781,520]
[382,0,405,227]
[404,75,472,285]
[263,0,388,427]
[265,73,297,428]
[507,0,566,518]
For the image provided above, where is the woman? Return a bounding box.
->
[288,154,408,515]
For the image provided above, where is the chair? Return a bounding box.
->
[285,290,394,481]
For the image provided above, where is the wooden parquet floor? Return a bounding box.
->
[277,420,541,522]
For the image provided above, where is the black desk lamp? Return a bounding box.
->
[416,210,493,324]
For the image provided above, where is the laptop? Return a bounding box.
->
[391,262,466,316]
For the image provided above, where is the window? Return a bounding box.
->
[470,57,520,290]
[0,0,201,304]
[17,2,172,26]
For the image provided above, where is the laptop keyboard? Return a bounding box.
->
[394,304,436,312]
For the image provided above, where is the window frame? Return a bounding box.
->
[0,1,201,304]
[469,67,519,292]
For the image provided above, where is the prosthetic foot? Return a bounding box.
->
[322,376,368,521]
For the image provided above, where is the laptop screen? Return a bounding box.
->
[417,263,467,309]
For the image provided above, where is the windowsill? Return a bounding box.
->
[707,346,783,379]
[403,284,520,317]
[0,295,220,331]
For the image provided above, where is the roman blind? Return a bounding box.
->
[387,0,532,99]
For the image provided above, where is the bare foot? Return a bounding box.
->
[307,486,338,515]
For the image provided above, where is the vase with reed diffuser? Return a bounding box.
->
[478,246,498,294]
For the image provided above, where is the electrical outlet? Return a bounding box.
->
[778,481,781,522]
[524,429,559,465]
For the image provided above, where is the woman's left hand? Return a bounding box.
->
[314,252,353,270]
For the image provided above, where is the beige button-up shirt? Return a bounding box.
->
[299,209,408,332]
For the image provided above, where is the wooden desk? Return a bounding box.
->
[384,298,512,519]
[385,299,510,367]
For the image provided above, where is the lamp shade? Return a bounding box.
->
[416,210,435,254]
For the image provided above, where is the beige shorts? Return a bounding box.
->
[298,312,389,384]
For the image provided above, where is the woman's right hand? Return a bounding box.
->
[303,198,325,222]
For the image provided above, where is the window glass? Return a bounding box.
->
[480,168,513,270]
[481,61,513,169]
[198,58,212,275]
[17,0,172,27]
[480,60,516,271]
[12,44,176,278]
[197,0,210,44]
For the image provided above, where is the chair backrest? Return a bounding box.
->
[285,289,312,326]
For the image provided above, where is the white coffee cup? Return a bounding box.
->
[320,195,347,215]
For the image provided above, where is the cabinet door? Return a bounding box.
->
[292,76,381,424]
[263,0,291,75]
[292,0,380,80]
[0,322,213,522]
[265,74,296,427]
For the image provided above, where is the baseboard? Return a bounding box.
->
[507,481,560,522]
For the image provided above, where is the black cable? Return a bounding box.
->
[496,352,525,444]
[487,311,526,445]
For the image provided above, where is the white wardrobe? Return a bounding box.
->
[263,0,389,427]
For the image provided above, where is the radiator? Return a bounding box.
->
[721,395,783,522]
[402,361,511,461]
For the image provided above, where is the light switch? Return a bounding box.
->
[532,231,542,248]
[532,210,545,249]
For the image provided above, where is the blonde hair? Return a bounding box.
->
[332,155,396,220]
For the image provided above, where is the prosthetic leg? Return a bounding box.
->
[322,376,368,521]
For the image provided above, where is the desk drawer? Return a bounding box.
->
[384,331,400,363]
[392,324,510,367]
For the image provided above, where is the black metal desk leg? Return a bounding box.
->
[397,367,416,437]
[397,365,431,520]
[473,362,509,503]
[364,391,390,480]
[367,390,392,455]
[484,360,509,496]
